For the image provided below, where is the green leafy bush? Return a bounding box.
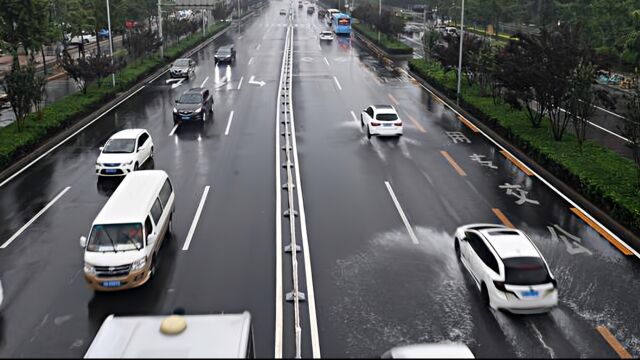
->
[352,23,412,55]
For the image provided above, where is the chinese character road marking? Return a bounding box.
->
[470,154,498,169]
[548,225,592,256]
[446,132,471,144]
[498,183,540,205]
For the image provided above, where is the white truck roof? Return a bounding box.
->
[84,312,252,358]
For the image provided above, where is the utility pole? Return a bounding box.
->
[106,0,115,86]
[456,0,465,102]
[158,0,164,58]
[202,9,206,35]
[377,0,381,42]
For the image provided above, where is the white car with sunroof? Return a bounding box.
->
[454,224,558,314]
[361,104,403,139]
[96,129,154,176]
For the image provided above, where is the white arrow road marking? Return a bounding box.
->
[165,78,181,84]
[2,186,72,249]
[171,78,186,89]
[200,76,209,87]
[248,76,266,87]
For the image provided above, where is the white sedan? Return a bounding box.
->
[96,129,154,176]
[319,31,334,41]
[70,32,97,44]
[361,105,403,139]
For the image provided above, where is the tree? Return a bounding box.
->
[60,52,121,93]
[0,0,51,68]
[421,28,440,60]
[3,61,39,131]
[623,71,640,190]
[568,61,597,151]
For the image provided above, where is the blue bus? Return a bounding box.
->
[331,13,351,35]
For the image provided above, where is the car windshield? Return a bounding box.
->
[179,93,202,104]
[322,32,332,35]
[376,113,399,121]
[103,139,136,153]
[87,223,143,252]
[173,59,190,67]
[503,257,551,285]
[217,48,231,55]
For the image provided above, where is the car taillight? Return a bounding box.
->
[394,122,402,126]
[371,122,381,127]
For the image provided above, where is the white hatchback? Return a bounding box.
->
[96,129,154,177]
[454,224,558,314]
[361,105,403,139]
[319,31,335,41]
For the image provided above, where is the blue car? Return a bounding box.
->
[98,29,111,39]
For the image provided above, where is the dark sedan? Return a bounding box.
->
[172,88,214,124]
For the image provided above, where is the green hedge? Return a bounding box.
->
[0,21,229,171]
[352,23,413,55]
[409,58,640,233]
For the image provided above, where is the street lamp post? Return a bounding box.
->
[158,0,164,58]
[106,0,115,87]
[377,0,381,42]
[456,0,465,101]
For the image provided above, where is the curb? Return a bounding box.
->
[0,22,235,186]
[408,68,640,256]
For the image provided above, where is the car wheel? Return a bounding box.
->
[454,239,461,260]
[367,126,372,139]
[481,283,490,307]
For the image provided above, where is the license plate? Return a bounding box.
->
[182,116,190,120]
[105,169,117,174]
[521,290,539,298]
[102,281,121,287]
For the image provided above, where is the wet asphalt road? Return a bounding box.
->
[0,1,639,358]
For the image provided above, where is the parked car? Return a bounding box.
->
[454,224,558,314]
[307,6,315,14]
[318,9,326,17]
[214,45,236,64]
[298,1,303,8]
[169,58,196,79]
[70,32,97,44]
[360,105,403,139]
[80,170,175,291]
[95,129,154,176]
[173,87,214,124]
[319,31,334,41]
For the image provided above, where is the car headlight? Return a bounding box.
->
[194,107,202,113]
[96,161,101,166]
[173,107,178,113]
[84,263,95,274]
[131,257,146,271]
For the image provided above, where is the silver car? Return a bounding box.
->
[169,58,196,79]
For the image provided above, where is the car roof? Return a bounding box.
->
[84,312,252,358]
[109,129,146,139]
[93,170,168,225]
[477,228,541,259]
[173,58,190,63]
[371,105,397,113]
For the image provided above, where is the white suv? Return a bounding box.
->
[96,129,154,176]
[454,224,558,314]
[319,31,334,41]
[361,105,403,139]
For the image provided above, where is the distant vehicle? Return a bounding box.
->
[70,32,96,44]
[298,1,303,8]
[95,129,154,176]
[80,170,175,291]
[444,26,458,36]
[331,12,351,35]
[307,6,315,14]
[317,8,326,17]
[361,105,403,139]
[214,45,236,64]
[319,31,334,41]
[169,58,196,79]
[326,8,340,24]
[98,28,111,39]
[382,343,475,358]
[454,224,558,314]
[280,8,286,15]
[84,312,254,358]
[173,87,214,124]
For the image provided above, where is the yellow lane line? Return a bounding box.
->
[387,93,400,106]
[500,150,533,176]
[440,151,467,177]
[596,326,632,358]
[492,208,515,228]
[570,208,632,256]
[458,115,479,133]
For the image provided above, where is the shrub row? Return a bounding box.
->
[409,58,640,234]
[352,23,413,55]
[0,21,230,172]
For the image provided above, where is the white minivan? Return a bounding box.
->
[81,170,175,291]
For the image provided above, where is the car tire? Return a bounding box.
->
[481,283,490,307]
[454,239,461,260]
[367,126,372,139]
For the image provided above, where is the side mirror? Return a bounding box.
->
[147,234,157,246]
[99,146,104,151]
[80,236,87,248]
[175,99,179,104]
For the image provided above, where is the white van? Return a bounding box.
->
[80,170,175,291]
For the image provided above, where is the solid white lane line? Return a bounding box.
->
[587,120,630,142]
[169,124,179,136]
[409,74,640,258]
[238,76,244,90]
[248,57,254,65]
[200,76,209,87]
[333,76,342,91]
[1,186,71,249]
[224,111,235,136]
[323,57,330,66]
[384,181,419,245]
[182,186,210,251]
